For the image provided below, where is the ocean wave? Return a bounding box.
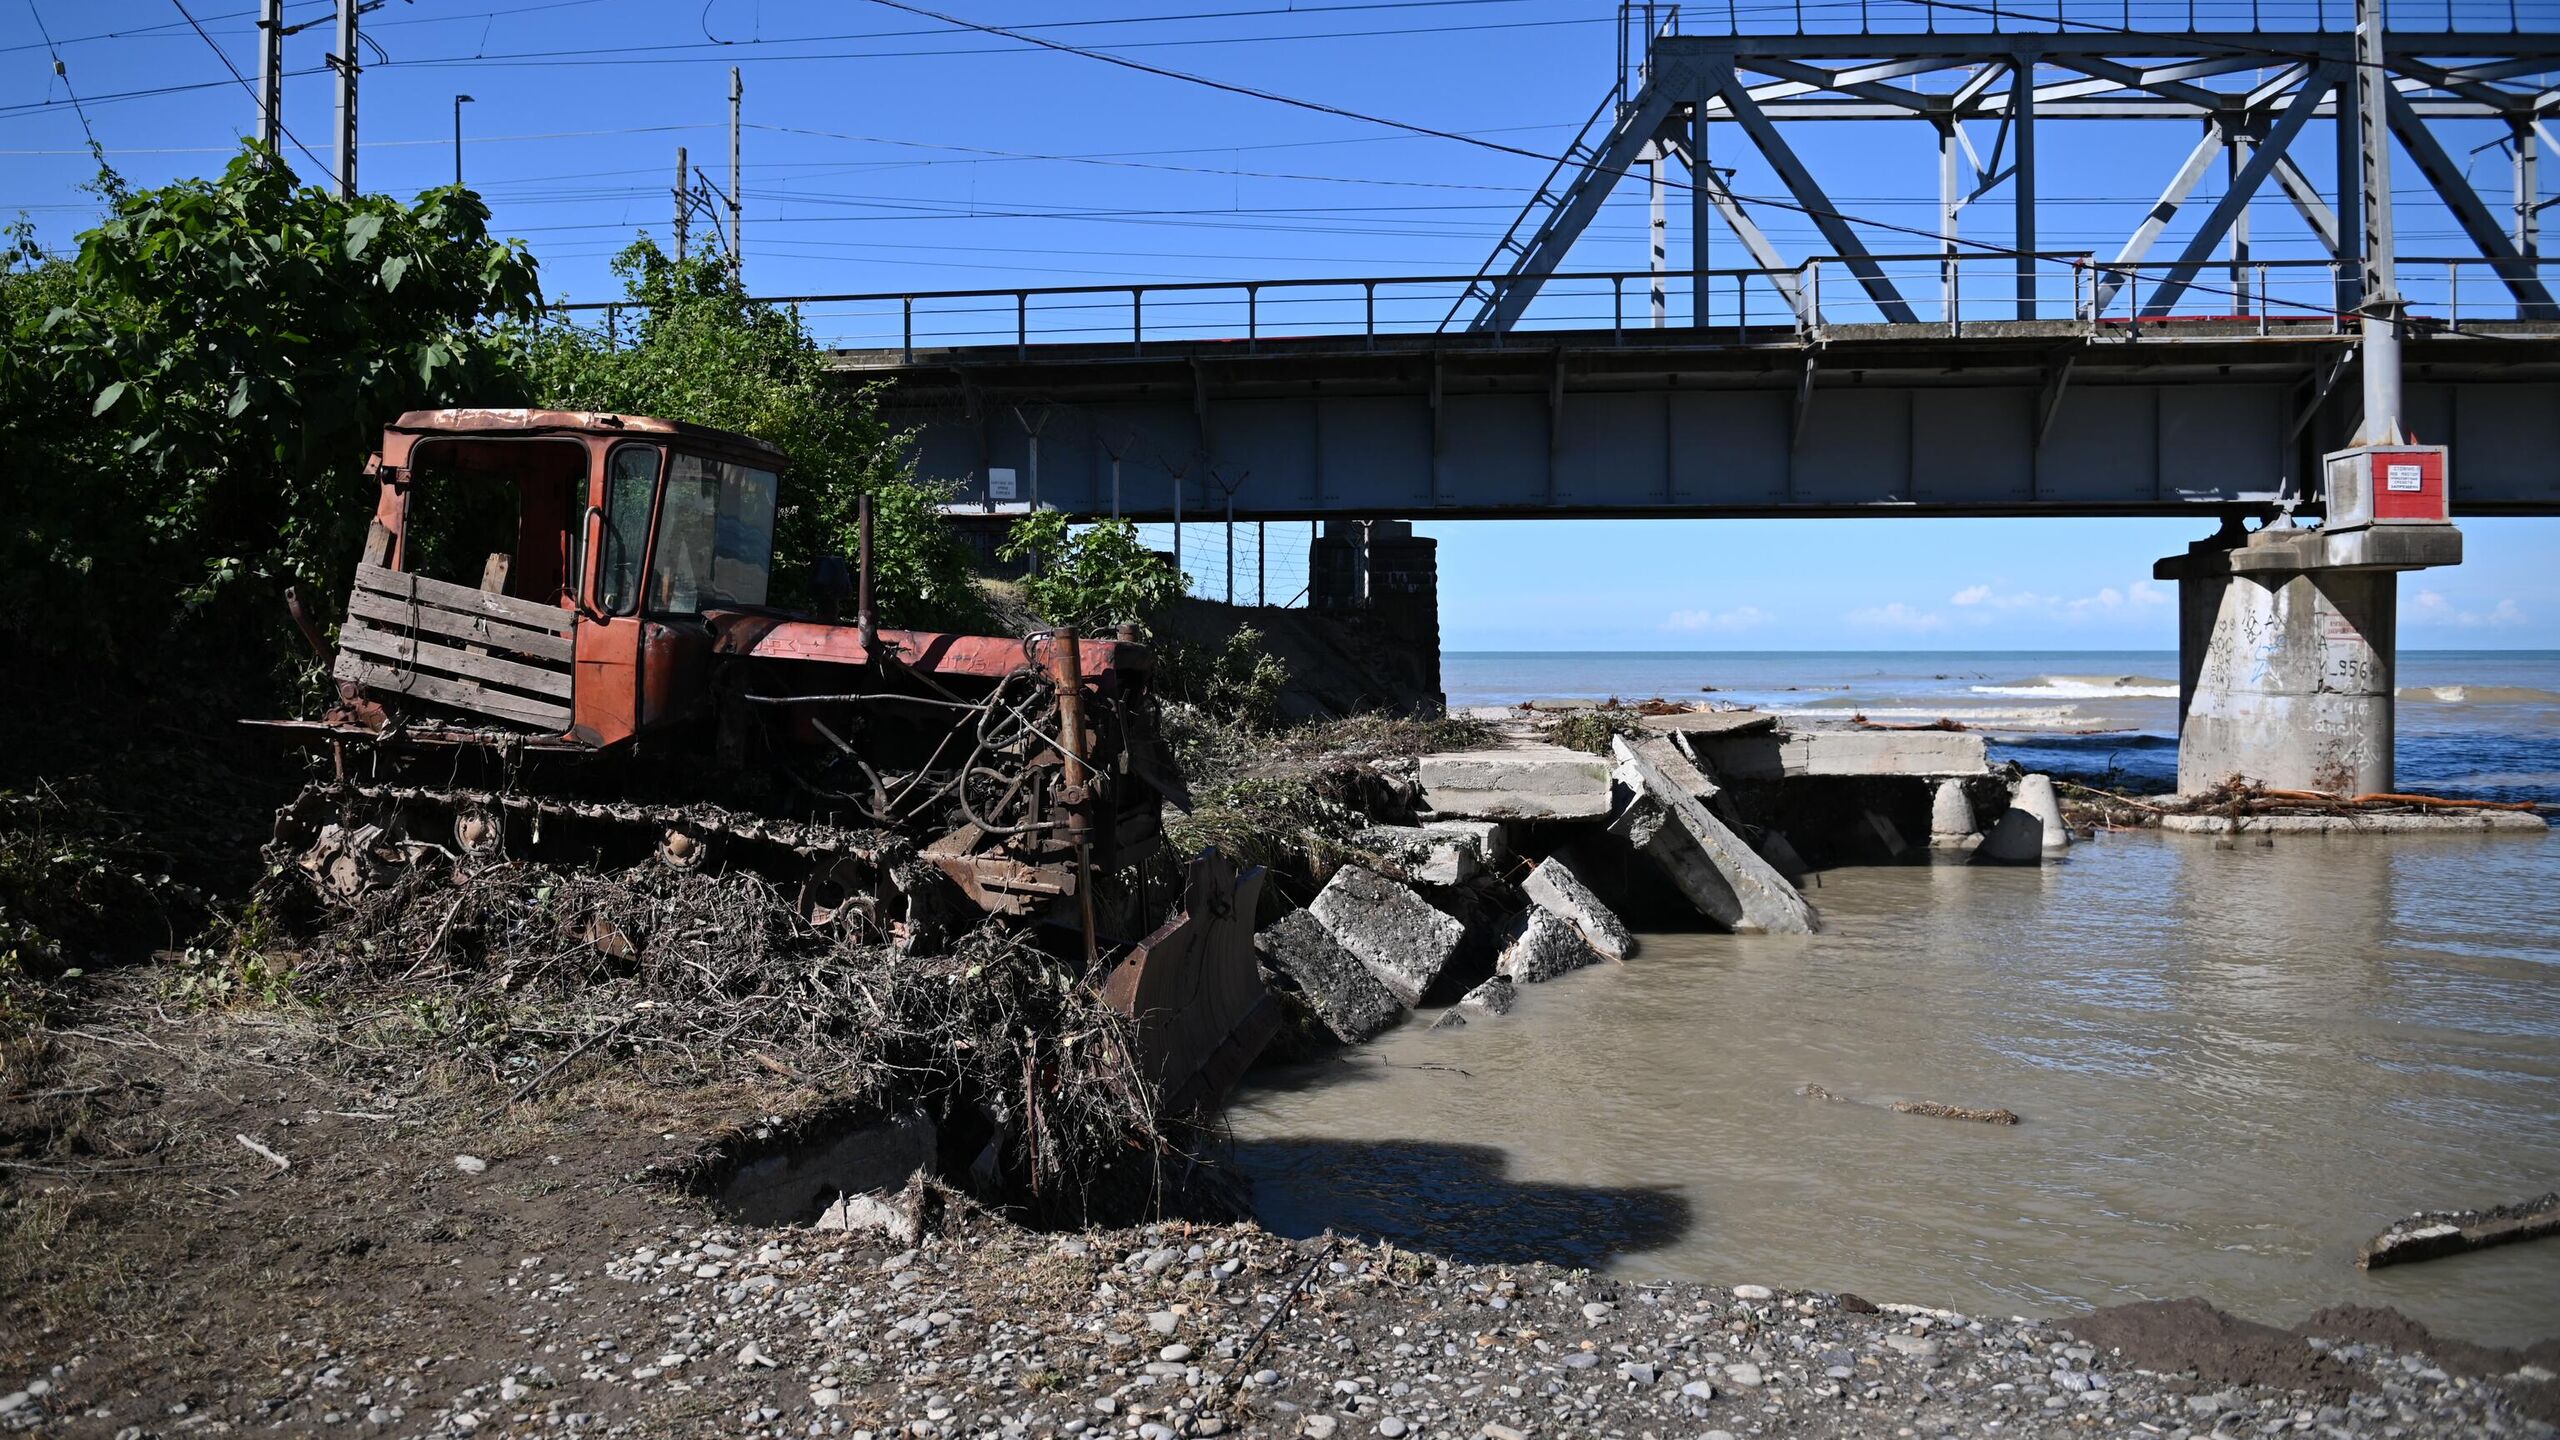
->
[1972,673,2181,700]
[2395,684,2560,704]
[1759,704,2096,730]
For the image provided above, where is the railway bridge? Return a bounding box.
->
[733,6,2560,795]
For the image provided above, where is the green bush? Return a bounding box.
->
[518,238,981,627]
[997,513,1188,633]
[1,148,541,662]
[1162,626,1288,730]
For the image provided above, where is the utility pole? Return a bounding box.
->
[452,94,473,188]
[331,0,358,199]
[673,146,690,260]
[728,67,744,278]
[2352,0,2401,443]
[256,0,283,157]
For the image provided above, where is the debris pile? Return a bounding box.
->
[265,858,1196,1227]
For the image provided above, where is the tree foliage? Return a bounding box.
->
[998,514,1190,633]
[518,239,981,626]
[0,148,541,659]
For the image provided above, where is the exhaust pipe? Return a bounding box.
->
[857,492,877,654]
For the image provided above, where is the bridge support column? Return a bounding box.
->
[2154,508,2459,797]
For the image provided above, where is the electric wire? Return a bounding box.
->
[852,0,2481,319]
[165,0,336,180]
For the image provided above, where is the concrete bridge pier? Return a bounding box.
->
[2154,515,2460,797]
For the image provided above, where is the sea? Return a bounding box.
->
[1225,649,2560,1345]
[1442,648,2560,806]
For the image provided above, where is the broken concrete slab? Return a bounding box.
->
[2013,773,2071,851]
[1254,909,1406,1043]
[1636,709,1777,736]
[1459,976,1518,1016]
[1308,863,1466,1008]
[1520,855,1634,961]
[1420,744,1613,820]
[1422,818,1510,869]
[1609,736,1820,935]
[1688,728,1989,781]
[1495,906,1602,984]
[2357,1192,2560,1269]
[1629,734,1718,804]
[1351,824,1482,886]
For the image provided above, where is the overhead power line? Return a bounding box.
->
[856,0,2415,318]
[19,0,101,148]
[165,0,334,178]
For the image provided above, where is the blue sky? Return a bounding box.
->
[5,0,2553,649]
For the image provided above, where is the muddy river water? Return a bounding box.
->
[1226,829,2560,1347]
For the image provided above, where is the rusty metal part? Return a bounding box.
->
[1101,850,1280,1117]
[1047,627,1101,969]
[284,586,333,664]
[857,491,878,656]
[709,613,1132,688]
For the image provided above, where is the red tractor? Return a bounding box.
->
[258,408,1273,1114]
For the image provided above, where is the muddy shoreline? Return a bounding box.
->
[5,988,2557,1438]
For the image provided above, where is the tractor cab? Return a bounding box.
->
[338,408,784,748]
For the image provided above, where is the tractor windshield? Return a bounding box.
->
[649,452,780,612]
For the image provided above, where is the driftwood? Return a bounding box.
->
[2357,1193,2560,1270]
[1797,1084,2020,1125]
[1891,1099,2021,1125]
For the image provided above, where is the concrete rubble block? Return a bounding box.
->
[1422,818,1511,869]
[1496,906,1601,984]
[1308,863,1467,1008]
[1253,909,1407,1043]
[1973,807,2047,865]
[1608,736,1820,935]
[2013,773,2071,851]
[1458,976,1518,1016]
[723,1109,937,1226]
[1520,855,1635,961]
[1419,744,1613,821]
[1350,824,1483,886]
[1929,778,1980,849]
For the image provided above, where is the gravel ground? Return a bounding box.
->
[12,1200,2547,1439]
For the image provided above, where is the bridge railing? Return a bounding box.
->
[558,254,2559,358]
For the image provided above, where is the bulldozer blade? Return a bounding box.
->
[1100,849,1278,1117]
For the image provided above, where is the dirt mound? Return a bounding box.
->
[2066,1297,2560,1424]
[2297,1305,2560,1425]
[2065,1298,2363,1400]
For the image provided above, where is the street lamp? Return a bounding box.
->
[452,94,475,188]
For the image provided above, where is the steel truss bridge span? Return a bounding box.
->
[815,293,2560,522]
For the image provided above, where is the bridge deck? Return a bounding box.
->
[832,320,2560,521]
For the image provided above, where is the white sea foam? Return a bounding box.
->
[1972,673,2181,700]
[2396,684,2560,704]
